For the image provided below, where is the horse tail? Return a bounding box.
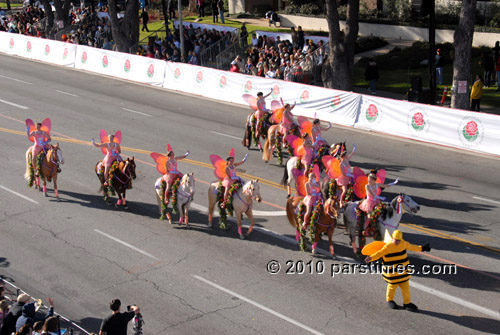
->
[207,182,217,217]
[280,158,290,188]
[286,197,299,229]
[24,148,30,181]
[262,136,271,162]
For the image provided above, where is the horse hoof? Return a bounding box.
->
[311,249,316,255]
[207,222,212,228]
[124,205,128,210]
[169,220,173,225]
[106,201,112,206]
[239,234,245,240]
[56,197,60,202]
[331,255,338,260]
[44,193,47,197]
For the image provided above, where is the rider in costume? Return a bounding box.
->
[163,148,189,201]
[92,134,122,185]
[336,145,356,208]
[300,133,314,170]
[27,123,53,176]
[365,230,431,311]
[311,119,331,150]
[254,90,272,151]
[302,171,321,229]
[359,170,398,233]
[279,103,296,137]
[221,153,249,208]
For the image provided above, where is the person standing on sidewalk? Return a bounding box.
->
[217,0,225,24]
[141,9,149,32]
[470,74,484,111]
[435,48,444,85]
[99,299,140,335]
[297,26,305,51]
[211,0,218,23]
[364,58,379,95]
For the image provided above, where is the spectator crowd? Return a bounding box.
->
[230,27,328,86]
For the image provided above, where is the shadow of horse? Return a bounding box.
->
[56,190,159,219]
[416,310,500,333]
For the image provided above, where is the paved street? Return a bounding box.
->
[0,54,499,334]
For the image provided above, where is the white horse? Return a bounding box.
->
[343,193,420,255]
[155,173,195,226]
[281,156,299,197]
[207,179,262,239]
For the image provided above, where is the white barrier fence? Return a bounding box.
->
[1,31,499,157]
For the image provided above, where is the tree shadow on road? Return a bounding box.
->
[351,160,410,174]
[417,310,500,333]
[77,317,102,334]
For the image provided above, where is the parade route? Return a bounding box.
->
[0,53,499,334]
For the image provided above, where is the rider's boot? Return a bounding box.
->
[362,217,371,237]
[57,164,62,173]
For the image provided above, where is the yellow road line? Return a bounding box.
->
[3,125,498,254]
[402,223,500,254]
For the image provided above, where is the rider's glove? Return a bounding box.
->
[376,195,386,201]
[91,138,96,145]
[184,150,190,157]
[352,144,357,153]
[26,126,30,135]
[388,178,399,186]
[421,243,431,252]
[242,153,249,162]
[327,122,332,129]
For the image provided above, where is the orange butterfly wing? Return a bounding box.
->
[297,116,312,137]
[25,119,36,143]
[322,156,341,179]
[312,164,320,182]
[210,154,227,180]
[99,129,109,155]
[292,168,306,197]
[272,107,284,124]
[150,152,168,175]
[354,175,368,199]
[113,130,122,144]
[41,118,51,135]
[242,94,258,111]
[376,169,386,195]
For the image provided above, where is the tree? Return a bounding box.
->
[451,0,477,110]
[40,0,55,36]
[108,0,140,53]
[322,0,360,91]
[53,0,73,28]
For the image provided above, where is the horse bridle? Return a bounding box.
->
[41,147,59,174]
[114,161,133,187]
[178,176,194,202]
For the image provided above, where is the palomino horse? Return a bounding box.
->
[207,180,262,239]
[343,193,420,256]
[24,143,64,200]
[262,124,301,165]
[154,173,195,226]
[286,196,340,258]
[95,157,136,209]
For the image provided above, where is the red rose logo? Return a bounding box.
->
[124,59,131,72]
[9,38,14,48]
[366,104,379,122]
[174,67,181,79]
[196,70,203,83]
[26,41,32,52]
[45,44,50,55]
[102,55,109,68]
[465,121,478,137]
[81,51,87,63]
[271,84,280,98]
[413,112,424,127]
[332,96,341,106]
[63,48,68,59]
[147,64,155,78]
[300,89,310,103]
[219,75,227,88]
[245,80,253,92]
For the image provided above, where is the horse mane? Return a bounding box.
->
[381,198,397,220]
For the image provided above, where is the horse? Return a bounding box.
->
[154,173,195,226]
[343,193,420,256]
[95,157,136,209]
[286,196,341,258]
[207,179,262,239]
[262,124,301,165]
[24,143,64,200]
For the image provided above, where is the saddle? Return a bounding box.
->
[217,181,242,215]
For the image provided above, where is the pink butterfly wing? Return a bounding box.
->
[352,167,365,181]
[376,169,387,195]
[99,129,109,155]
[292,168,306,197]
[150,152,167,175]
[242,94,258,111]
[210,154,227,180]
[270,100,281,113]
[113,130,122,144]
[41,118,51,135]
[25,119,35,142]
[312,164,320,182]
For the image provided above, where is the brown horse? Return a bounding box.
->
[286,196,340,259]
[262,124,279,163]
[24,143,64,200]
[95,157,136,209]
